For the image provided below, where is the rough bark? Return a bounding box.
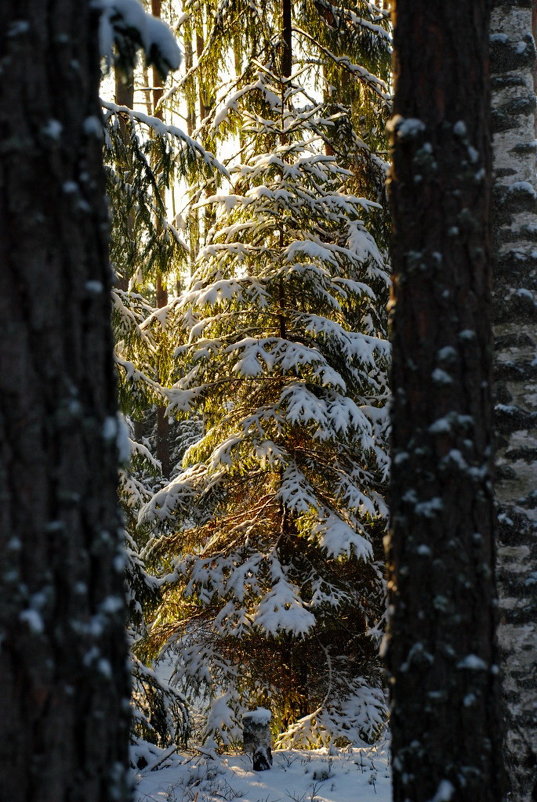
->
[0,3,130,801]
[491,2,537,799]
[386,2,504,800]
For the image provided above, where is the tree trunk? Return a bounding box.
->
[491,2,537,799]
[184,24,196,137]
[114,63,134,125]
[155,274,171,478]
[113,64,134,293]
[195,18,216,233]
[386,2,504,800]
[281,0,292,82]
[183,20,199,276]
[196,28,211,123]
[149,0,171,479]
[151,0,164,116]
[0,4,130,801]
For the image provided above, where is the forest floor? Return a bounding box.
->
[133,743,391,802]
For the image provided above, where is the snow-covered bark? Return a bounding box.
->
[387,2,505,801]
[0,3,130,801]
[491,3,537,800]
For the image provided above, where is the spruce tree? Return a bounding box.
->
[138,2,391,746]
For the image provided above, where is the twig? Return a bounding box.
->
[146,744,178,772]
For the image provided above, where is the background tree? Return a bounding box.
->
[102,1,230,756]
[104,97,226,757]
[0,3,131,801]
[99,0,391,750]
[132,0,392,747]
[386,2,505,801]
[491,1,537,799]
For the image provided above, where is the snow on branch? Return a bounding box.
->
[254,561,316,636]
[101,100,229,177]
[293,26,391,104]
[312,512,373,560]
[313,0,391,43]
[137,463,210,525]
[93,0,181,77]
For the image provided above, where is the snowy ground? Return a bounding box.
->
[134,744,391,802]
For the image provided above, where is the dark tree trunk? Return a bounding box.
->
[281,0,292,82]
[386,2,505,801]
[151,0,164,116]
[0,3,130,801]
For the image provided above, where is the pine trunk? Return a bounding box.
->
[196,30,210,122]
[491,2,537,799]
[281,0,292,81]
[114,64,134,293]
[150,0,171,479]
[184,26,196,136]
[387,2,504,800]
[155,275,171,478]
[0,3,130,801]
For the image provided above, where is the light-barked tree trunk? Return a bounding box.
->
[491,2,537,800]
